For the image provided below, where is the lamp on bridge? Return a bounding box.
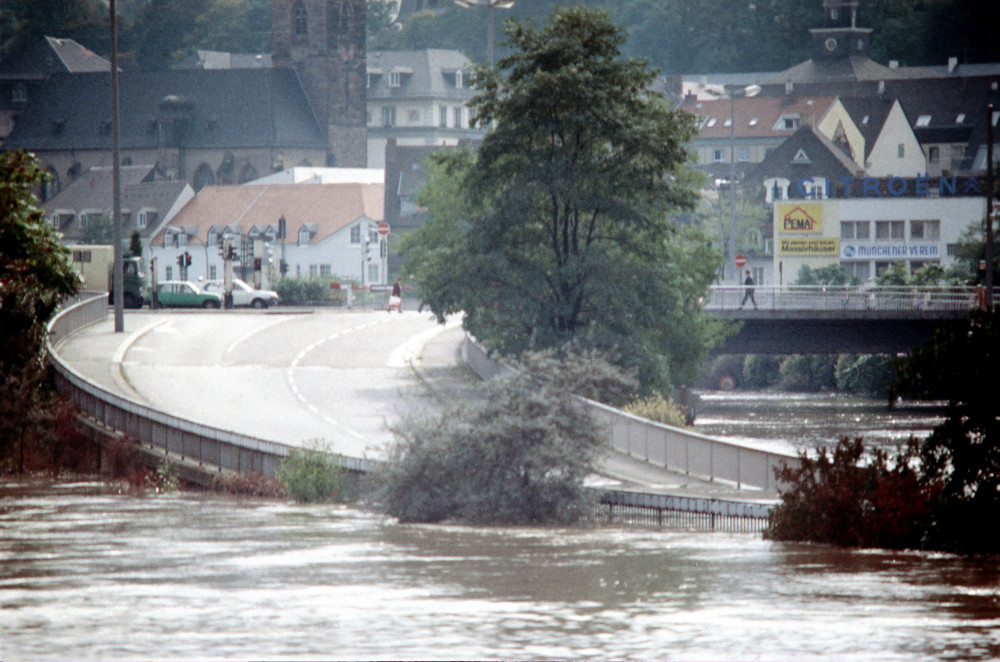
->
[454,0,516,64]
[712,83,761,284]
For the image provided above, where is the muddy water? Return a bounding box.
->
[3,478,999,661]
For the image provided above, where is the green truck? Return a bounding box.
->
[107,255,148,309]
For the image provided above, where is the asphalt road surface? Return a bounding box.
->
[92,309,461,460]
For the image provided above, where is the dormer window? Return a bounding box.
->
[12,84,26,103]
[955,113,965,124]
[455,70,464,88]
[916,115,931,127]
[706,118,717,128]
[388,71,401,88]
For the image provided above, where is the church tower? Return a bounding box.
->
[272,0,368,167]
[811,0,872,62]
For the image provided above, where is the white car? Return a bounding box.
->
[203,278,280,309]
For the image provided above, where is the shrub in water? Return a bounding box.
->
[623,392,689,428]
[275,442,348,503]
[374,347,634,525]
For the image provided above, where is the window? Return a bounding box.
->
[137,209,157,229]
[209,265,217,279]
[455,70,464,88]
[350,224,362,244]
[928,146,940,163]
[712,149,725,163]
[454,107,462,128]
[439,106,447,128]
[407,109,420,124]
[842,261,870,281]
[915,115,931,127]
[293,1,308,35]
[910,220,940,240]
[320,264,332,276]
[897,144,905,158]
[381,106,396,127]
[875,221,905,240]
[388,71,401,88]
[736,146,750,162]
[12,84,26,103]
[166,266,173,280]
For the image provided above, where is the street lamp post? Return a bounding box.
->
[724,83,760,283]
[454,0,516,64]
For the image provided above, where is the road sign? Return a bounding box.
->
[376,221,391,236]
[734,254,747,268]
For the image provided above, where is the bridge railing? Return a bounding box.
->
[464,335,798,493]
[705,284,995,312]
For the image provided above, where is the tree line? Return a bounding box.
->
[3,0,997,73]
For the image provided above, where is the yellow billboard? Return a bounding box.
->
[780,237,839,256]
[779,203,823,233]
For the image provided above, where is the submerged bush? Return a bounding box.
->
[373,347,634,525]
[276,442,349,503]
[765,437,937,549]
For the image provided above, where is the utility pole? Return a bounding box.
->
[110,0,124,331]
[987,103,995,308]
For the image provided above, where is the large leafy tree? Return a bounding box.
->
[403,7,723,391]
[0,150,81,471]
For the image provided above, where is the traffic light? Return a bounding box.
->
[184,252,192,267]
[280,259,289,275]
[364,238,372,262]
[177,254,184,269]
[253,257,262,270]
[264,242,274,266]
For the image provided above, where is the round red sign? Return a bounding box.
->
[376,222,391,236]
[734,254,747,268]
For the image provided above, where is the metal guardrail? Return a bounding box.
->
[464,336,798,494]
[600,491,772,532]
[46,294,378,479]
[705,284,995,312]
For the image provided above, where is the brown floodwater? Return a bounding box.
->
[2,477,998,661]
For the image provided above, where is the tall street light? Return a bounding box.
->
[725,83,760,283]
[455,0,515,64]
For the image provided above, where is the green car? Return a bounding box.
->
[154,280,223,308]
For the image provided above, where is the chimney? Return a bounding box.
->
[785,79,794,96]
[948,57,958,73]
[888,60,899,69]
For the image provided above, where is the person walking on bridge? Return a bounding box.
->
[740,270,758,310]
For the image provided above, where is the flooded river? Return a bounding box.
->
[3,475,999,661]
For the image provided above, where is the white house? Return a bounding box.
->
[150,182,386,287]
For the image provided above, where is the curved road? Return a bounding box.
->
[67,308,462,460]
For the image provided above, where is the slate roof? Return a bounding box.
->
[4,68,326,152]
[366,49,475,102]
[761,56,932,87]
[0,36,112,80]
[152,183,384,246]
[43,165,193,242]
[837,96,896,159]
[749,126,859,183]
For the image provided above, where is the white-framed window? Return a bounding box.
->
[898,144,905,158]
[712,149,725,163]
[209,265,218,279]
[736,146,750,162]
[137,209,157,229]
[876,220,905,240]
[382,106,396,127]
[350,224,362,244]
[454,107,462,128]
[440,106,448,128]
[165,266,173,280]
[841,221,870,240]
[320,264,332,276]
[388,71,401,88]
[910,220,940,240]
[298,227,310,245]
[309,264,319,277]
[842,261,870,281]
[455,70,464,88]
[928,146,940,163]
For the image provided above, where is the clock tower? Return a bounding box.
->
[810,0,872,62]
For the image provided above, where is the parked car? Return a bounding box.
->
[154,280,222,308]
[202,278,280,309]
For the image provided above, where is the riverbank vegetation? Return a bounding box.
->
[699,352,896,395]
[767,307,1000,555]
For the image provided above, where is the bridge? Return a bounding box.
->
[704,285,990,355]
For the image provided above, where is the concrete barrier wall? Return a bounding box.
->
[465,334,800,493]
[47,295,377,479]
